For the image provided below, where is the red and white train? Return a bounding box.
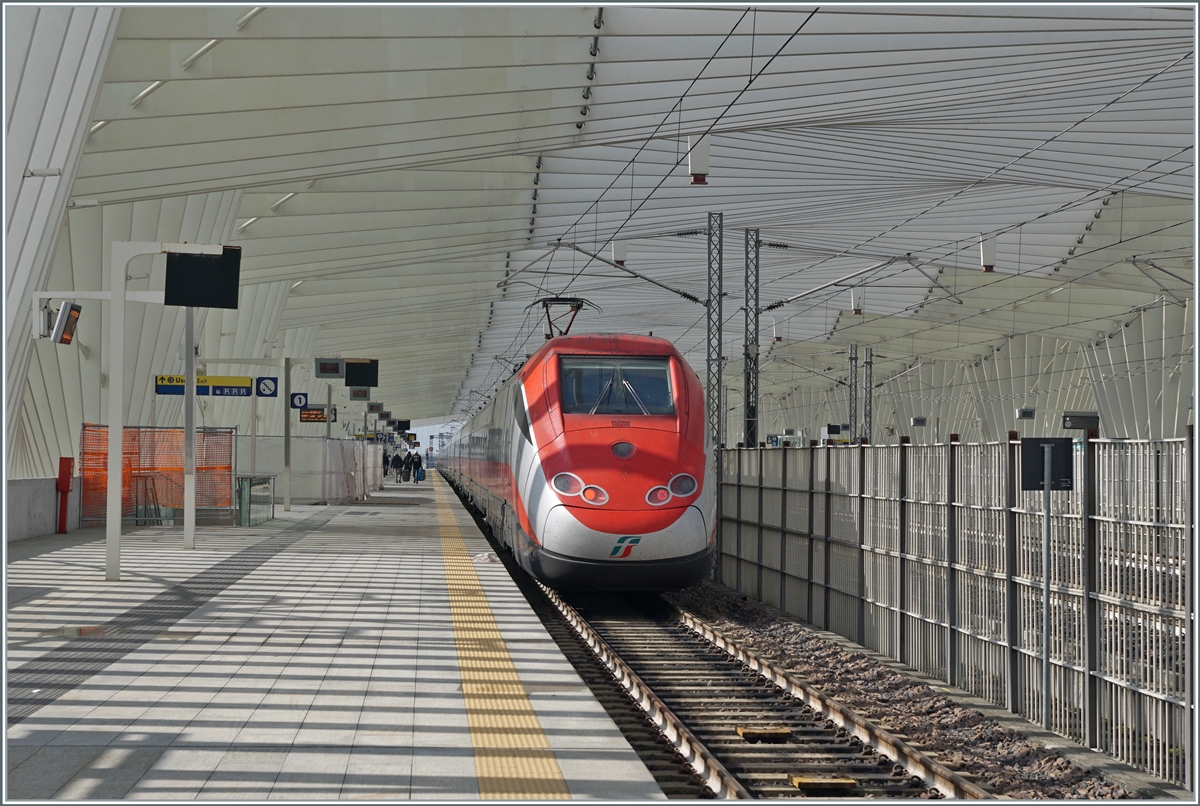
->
[441,334,715,590]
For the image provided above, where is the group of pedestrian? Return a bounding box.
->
[385,448,423,483]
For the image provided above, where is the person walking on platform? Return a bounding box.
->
[401,450,413,482]
[411,450,424,484]
[390,450,403,480]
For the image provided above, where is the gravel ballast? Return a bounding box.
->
[666,583,1145,800]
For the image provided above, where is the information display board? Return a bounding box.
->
[314,358,345,379]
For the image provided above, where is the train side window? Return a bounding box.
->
[514,386,532,443]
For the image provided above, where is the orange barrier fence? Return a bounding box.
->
[79,424,235,521]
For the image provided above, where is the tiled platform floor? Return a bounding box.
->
[6,473,663,800]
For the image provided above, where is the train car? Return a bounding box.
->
[442,333,715,590]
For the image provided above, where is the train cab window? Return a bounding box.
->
[560,356,675,415]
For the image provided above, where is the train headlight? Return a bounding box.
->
[581,485,609,505]
[610,441,636,459]
[552,473,584,495]
[646,486,671,506]
[668,474,697,496]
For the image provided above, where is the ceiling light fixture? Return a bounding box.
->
[181,39,220,70]
[270,192,298,210]
[235,217,259,232]
[130,81,166,107]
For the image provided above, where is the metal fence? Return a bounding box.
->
[718,433,1192,787]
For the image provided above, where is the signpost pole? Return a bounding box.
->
[184,306,196,549]
[1042,443,1052,729]
[284,357,292,511]
[323,384,332,505]
[250,384,257,476]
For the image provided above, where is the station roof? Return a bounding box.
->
[47,5,1200,425]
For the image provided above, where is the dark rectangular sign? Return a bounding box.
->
[165,246,241,309]
[299,409,327,423]
[367,402,383,413]
[1021,437,1074,491]
[344,358,378,387]
[394,419,410,431]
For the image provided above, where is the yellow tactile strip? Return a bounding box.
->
[434,478,571,799]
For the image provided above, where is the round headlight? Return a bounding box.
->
[552,473,583,495]
[668,474,697,496]
[581,485,609,505]
[611,441,636,459]
[646,486,671,506]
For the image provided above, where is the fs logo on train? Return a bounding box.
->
[610,536,640,558]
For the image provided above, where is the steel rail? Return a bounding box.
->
[537,582,752,799]
[673,605,995,800]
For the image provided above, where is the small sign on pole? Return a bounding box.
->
[257,377,278,397]
[1020,437,1074,491]
[290,392,308,409]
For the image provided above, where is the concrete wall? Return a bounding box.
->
[7,477,81,542]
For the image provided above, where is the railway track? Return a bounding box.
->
[457,491,990,799]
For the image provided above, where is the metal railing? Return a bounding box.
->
[718,432,1192,787]
[235,475,275,527]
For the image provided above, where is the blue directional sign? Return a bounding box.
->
[290,392,308,409]
[257,377,278,397]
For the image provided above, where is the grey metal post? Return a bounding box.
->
[183,306,196,549]
[284,357,292,511]
[744,228,759,447]
[250,385,257,477]
[863,347,873,442]
[323,383,332,504]
[946,435,959,686]
[1083,428,1098,748]
[1005,431,1020,713]
[849,344,858,443]
[1042,443,1052,729]
[1185,425,1195,790]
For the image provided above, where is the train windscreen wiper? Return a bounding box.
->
[622,378,650,415]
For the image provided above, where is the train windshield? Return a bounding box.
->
[560,356,675,415]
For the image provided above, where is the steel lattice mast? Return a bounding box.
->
[744,229,759,447]
[706,213,724,452]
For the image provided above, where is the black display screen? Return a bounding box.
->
[165,246,241,309]
[344,359,378,387]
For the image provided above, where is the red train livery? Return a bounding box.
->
[442,334,716,590]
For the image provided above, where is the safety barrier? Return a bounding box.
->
[79,424,235,523]
[719,433,1192,787]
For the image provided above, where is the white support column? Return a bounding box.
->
[106,241,159,580]
[183,306,196,550]
[284,357,292,511]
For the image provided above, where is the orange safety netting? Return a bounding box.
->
[79,424,234,521]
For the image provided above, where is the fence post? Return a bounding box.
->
[858,438,867,646]
[807,440,817,622]
[780,444,789,610]
[1184,424,1194,791]
[823,445,833,630]
[757,446,764,599]
[1083,427,1099,748]
[1005,430,1020,714]
[946,434,959,687]
[898,436,910,659]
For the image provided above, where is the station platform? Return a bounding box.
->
[6,473,664,800]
